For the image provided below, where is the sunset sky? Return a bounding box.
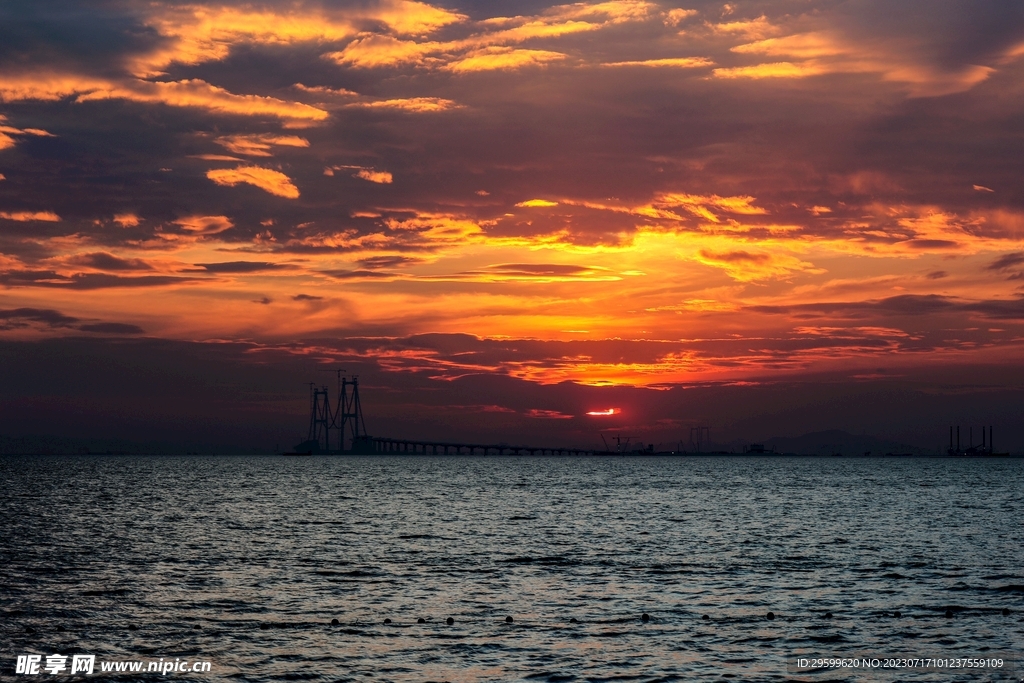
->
[2,0,1024,451]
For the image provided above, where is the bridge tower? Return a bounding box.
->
[337,375,371,453]
[307,383,333,452]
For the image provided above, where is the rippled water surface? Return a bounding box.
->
[2,455,1022,681]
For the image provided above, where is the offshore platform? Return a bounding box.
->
[947,425,1007,456]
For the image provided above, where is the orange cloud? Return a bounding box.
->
[731,32,842,59]
[664,8,698,26]
[0,73,328,121]
[420,263,620,283]
[372,1,468,34]
[540,1,656,24]
[653,193,768,222]
[174,215,234,235]
[346,97,460,112]
[0,121,56,150]
[135,2,466,75]
[689,247,823,282]
[327,2,653,72]
[445,47,567,72]
[113,213,141,228]
[526,408,575,419]
[0,211,61,222]
[79,79,329,121]
[326,34,440,68]
[214,134,310,156]
[354,169,393,184]
[711,15,777,39]
[714,61,829,79]
[383,213,487,244]
[206,166,300,199]
[516,199,559,207]
[602,57,713,68]
[292,83,359,98]
[720,31,996,96]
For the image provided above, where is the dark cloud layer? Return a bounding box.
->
[0,307,144,333]
[1,335,1022,451]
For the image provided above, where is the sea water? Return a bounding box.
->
[2,455,1022,681]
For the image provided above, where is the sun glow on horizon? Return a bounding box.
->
[586,408,620,416]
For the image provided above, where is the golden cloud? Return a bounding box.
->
[206,166,300,198]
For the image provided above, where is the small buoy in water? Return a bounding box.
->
[824,612,833,619]
[331,618,339,626]
[702,615,710,621]
[194,624,202,630]
[128,624,138,631]
[1002,608,1011,616]
[56,625,66,632]
[417,618,425,624]
[505,616,513,623]
[25,626,35,634]
[641,613,650,622]
[893,611,901,618]
[384,618,392,625]
[260,623,269,630]
[446,617,454,625]
[944,609,953,618]
[569,618,578,624]
[766,612,775,621]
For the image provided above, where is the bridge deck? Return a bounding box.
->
[371,437,610,456]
